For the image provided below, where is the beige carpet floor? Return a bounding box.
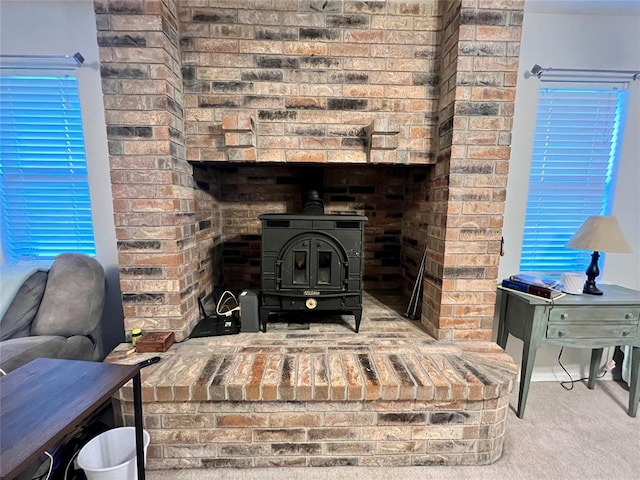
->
[147,380,639,480]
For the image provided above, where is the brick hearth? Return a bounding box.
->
[107,292,517,469]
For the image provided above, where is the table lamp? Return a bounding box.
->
[566,215,632,295]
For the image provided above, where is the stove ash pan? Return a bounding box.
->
[259,213,367,332]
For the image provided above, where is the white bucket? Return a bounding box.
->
[77,427,150,480]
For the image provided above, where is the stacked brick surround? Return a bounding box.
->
[95,0,201,339]
[96,0,524,341]
[427,1,521,341]
[181,0,442,166]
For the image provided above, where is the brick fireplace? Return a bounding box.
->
[95,0,523,342]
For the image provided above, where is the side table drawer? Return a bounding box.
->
[549,307,640,323]
[547,324,638,340]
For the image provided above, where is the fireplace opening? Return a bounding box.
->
[193,163,432,325]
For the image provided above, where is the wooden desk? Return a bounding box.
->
[0,358,145,480]
[496,284,640,419]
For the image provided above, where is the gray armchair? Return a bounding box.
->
[0,253,106,374]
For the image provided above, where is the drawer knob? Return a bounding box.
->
[560,313,568,320]
[622,331,630,337]
[558,331,565,337]
[625,313,634,320]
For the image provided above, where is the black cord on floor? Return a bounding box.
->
[558,346,607,390]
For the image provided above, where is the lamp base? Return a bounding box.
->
[583,250,603,295]
[582,282,603,295]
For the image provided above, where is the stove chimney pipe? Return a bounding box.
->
[301,190,324,215]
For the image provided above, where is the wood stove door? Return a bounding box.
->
[280,234,345,291]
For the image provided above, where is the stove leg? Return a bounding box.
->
[354,308,362,333]
[259,306,271,332]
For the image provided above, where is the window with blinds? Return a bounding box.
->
[0,74,96,262]
[519,87,629,273]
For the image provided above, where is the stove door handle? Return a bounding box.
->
[275,260,282,288]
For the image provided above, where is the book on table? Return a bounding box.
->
[500,274,566,301]
[508,273,560,290]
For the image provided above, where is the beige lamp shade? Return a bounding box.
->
[566,216,632,253]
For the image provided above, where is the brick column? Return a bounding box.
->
[95,0,199,340]
[423,0,523,340]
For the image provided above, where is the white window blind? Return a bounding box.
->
[0,74,96,262]
[519,87,629,273]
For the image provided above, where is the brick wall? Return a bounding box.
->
[422,1,522,340]
[96,0,523,342]
[116,396,509,469]
[180,0,442,166]
[96,0,200,340]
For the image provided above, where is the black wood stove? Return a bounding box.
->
[259,192,367,332]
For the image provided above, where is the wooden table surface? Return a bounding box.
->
[0,358,140,479]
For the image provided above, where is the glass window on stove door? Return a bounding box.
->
[293,250,307,284]
[318,251,332,284]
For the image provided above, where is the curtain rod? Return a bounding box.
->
[0,52,85,70]
[526,64,639,82]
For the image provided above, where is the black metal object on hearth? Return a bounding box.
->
[259,191,367,332]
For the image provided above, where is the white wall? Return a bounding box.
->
[500,5,640,381]
[0,0,125,353]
